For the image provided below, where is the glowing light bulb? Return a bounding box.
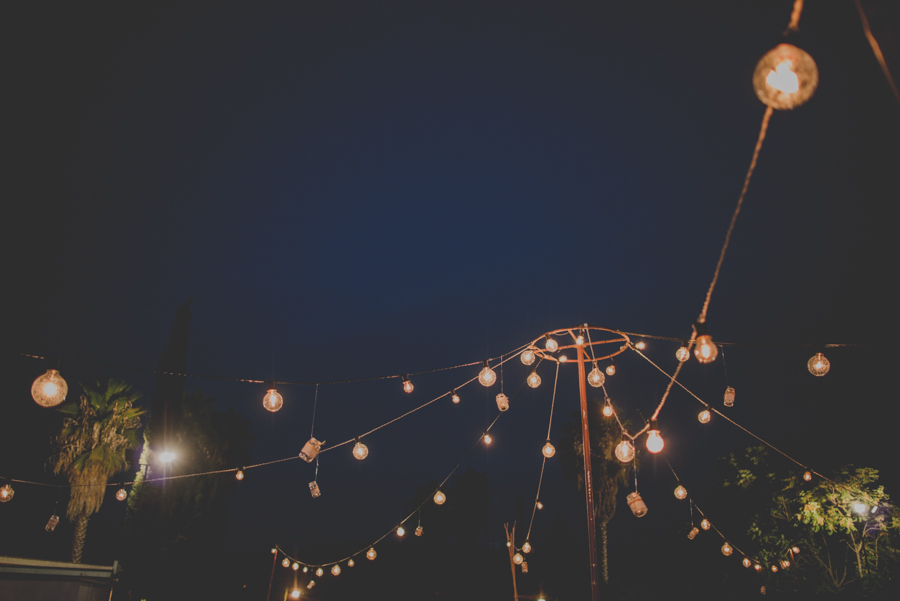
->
[536,500,543,510]
[723,386,735,407]
[235,469,244,481]
[484,433,493,445]
[331,564,341,576]
[754,563,762,572]
[271,548,277,554]
[627,491,648,517]
[722,542,733,556]
[315,568,323,577]
[31,369,68,407]
[687,527,699,540]
[506,541,512,547]
[675,346,690,362]
[290,590,301,599]
[700,519,711,531]
[602,402,614,418]
[347,559,355,567]
[803,471,812,481]
[635,341,646,350]
[694,336,718,363]
[519,541,530,554]
[791,547,800,555]
[698,410,711,424]
[646,420,664,453]
[521,348,536,365]
[478,362,497,387]
[575,335,585,345]
[853,502,868,515]
[451,390,460,404]
[513,553,524,565]
[771,565,778,573]
[0,484,14,502]
[615,437,635,463]
[545,336,558,352]
[542,441,556,458]
[302,567,308,573]
[160,451,176,463]
[116,488,127,501]
[753,44,818,109]
[402,376,414,393]
[292,562,300,571]
[780,559,790,569]
[282,558,290,568]
[352,439,369,460]
[262,388,283,412]
[496,393,509,412]
[527,371,541,388]
[807,353,830,376]
[674,485,688,500]
[587,365,605,388]
[743,557,752,568]
[397,526,405,536]
[434,490,446,505]
[366,547,377,560]
[559,355,570,363]
[606,365,616,376]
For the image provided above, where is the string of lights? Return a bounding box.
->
[524,362,560,543]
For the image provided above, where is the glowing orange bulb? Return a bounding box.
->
[542,441,556,458]
[694,335,718,363]
[743,557,752,568]
[635,341,646,350]
[807,353,830,376]
[522,541,532,553]
[722,542,733,556]
[0,484,14,502]
[262,388,283,412]
[478,362,497,387]
[606,365,616,376]
[521,348,536,365]
[588,365,605,387]
[781,559,790,569]
[675,346,690,362]
[331,564,341,576]
[575,335,585,345]
[792,546,800,554]
[513,553,524,565]
[754,44,818,109]
[292,562,299,571]
[402,377,414,393]
[615,437,635,463]
[698,410,711,424]
[116,488,127,501]
[352,440,368,460]
[558,355,568,363]
[31,369,68,407]
[535,500,543,510]
[754,563,762,572]
[451,391,460,404]
[674,485,687,500]
[545,337,558,352]
[771,565,778,573]
[347,559,355,567]
[646,420,664,453]
[484,433,493,445]
[315,568,323,577]
[302,567,308,573]
[235,470,244,481]
[434,490,446,505]
[282,558,290,568]
[366,547,377,560]
[803,471,812,481]
[602,403,614,418]
[527,371,541,388]
[396,526,405,536]
[290,590,301,599]
[700,519,711,530]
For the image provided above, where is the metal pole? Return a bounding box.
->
[577,343,601,601]
[266,551,277,601]
[505,523,519,601]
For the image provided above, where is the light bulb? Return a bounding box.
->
[723,386,735,407]
[506,541,512,547]
[434,490,446,505]
[698,410,711,424]
[366,547,377,560]
[853,502,868,515]
[792,546,800,554]
[754,563,762,572]
[587,365,605,388]
[415,526,423,536]
[402,376,414,393]
[522,541,532,554]
[352,440,369,460]
[542,441,556,458]
[271,548,277,554]
[1,484,15,502]
[484,433,493,445]
[743,557,752,568]
[781,559,790,569]
[602,402,614,418]
[160,451,176,463]
[722,542,733,556]
[606,365,616,376]
[45,515,59,532]
[291,590,301,599]
[302,567,308,573]
[615,437,635,463]
[803,471,812,481]
[116,488,127,501]
[675,346,690,362]
[315,568,323,577]
[397,526,405,536]
[527,371,541,388]
[521,348,536,365]
[635,341,646,350]
[700,519,711,531]
[235,469,244,481]
[674,485,687,500]
[331,564,341,576]
[496,393,509,412]
[575,335,585,345]
[347,559,355,567]
[545,336,558,352]
[262,388,283,412]
[694,335,718,363]
[558,355,568,363]
[771,565,778,573]
[292,562,300,571]
[687,527,699,540]
[513,553,524,565]
[31,369,68,407]
[451,390,460,404]
[536,500,543,510]
[282,558,290,568]
[646,420,664,453]
[478,362,497,387]
[807,353,830,376]
[753,44,818,109]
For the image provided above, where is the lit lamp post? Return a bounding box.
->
[532,325,630,601]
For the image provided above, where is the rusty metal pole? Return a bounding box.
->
[577,343,601,601]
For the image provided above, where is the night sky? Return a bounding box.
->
[4,0,898,597]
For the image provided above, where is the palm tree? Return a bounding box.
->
[54,379,143,563]
[560,404,631,585]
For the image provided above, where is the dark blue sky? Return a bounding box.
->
[6,0,897,583]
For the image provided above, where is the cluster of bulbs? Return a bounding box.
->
[614,419,665,463]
